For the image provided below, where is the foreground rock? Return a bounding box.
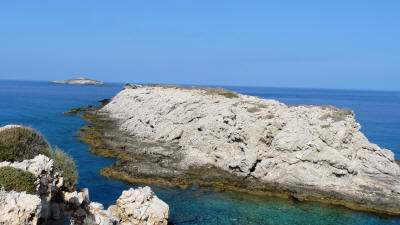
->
[0,154,169,225]
[50,77,104,85]
[109,187,169,225]
[87,187,169,225]
[0,191,42,225]
[0,125,169,225]
[78,84,400,215]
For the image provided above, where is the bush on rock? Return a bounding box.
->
[0,126,50,162]
[50,148,78,191]
[0,166,37,194]
[0,126,78,192]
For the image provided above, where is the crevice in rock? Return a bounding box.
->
[249,159,262,173]
[229,165,244,173]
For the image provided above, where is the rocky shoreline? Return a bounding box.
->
[75,83,400,215]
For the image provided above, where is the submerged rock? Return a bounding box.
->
[80,84,400,215]
[50,77,104,85]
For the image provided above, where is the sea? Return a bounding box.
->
[0,80,399,225]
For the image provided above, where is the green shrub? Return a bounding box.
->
[49,148,78,191]
[0,126,78,191]
[0,127,50,162]
[0,166,37,194]
[321,124,331,128]
[219,92,239,98]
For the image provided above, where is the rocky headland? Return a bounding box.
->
[50,78,104,85]
[75,83,400,215]
[0,125,169,225]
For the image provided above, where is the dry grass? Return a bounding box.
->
[148,84,239,98]
[247,107,261,113]
[320,107,353,122]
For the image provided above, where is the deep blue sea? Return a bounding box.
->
[1,80,400,225]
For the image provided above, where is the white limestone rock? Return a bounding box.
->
[99,84,400,213]
[63,189,89,208]
[0,190,42,225]
[83,202,117,225]
[108,187,169,225]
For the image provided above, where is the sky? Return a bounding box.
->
[0,1,399,91]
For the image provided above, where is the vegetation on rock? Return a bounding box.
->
[0,126,50,162]
[0,126,78,191]
[320,107,353,122]
[247,107,261,113]
[219,91,239,98]
[0,166,37,194]
[49,148,78,191]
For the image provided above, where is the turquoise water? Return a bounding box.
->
[1,80,399,225]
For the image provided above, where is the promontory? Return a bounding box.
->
[50,77,104,85]
[76,84,400,215]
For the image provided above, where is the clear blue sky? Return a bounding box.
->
[1,1,399,90]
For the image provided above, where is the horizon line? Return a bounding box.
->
[0,78,399,93]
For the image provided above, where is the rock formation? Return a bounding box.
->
[109,187,169,225]
[0,125,169,225]
[0,190,42,225]
[50,78,104,85]
[0,154,169,225]
[78,84,400,215]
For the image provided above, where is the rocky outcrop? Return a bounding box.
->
[109,187,169,225]
[0,155,62,220]
[0,154,169,225]
[0,125,170,225]
[79,84,400,215]
[85,187,169,225]
[50,78,104,85]
[0,190,42,225]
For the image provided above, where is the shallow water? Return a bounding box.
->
[1,80,399,224]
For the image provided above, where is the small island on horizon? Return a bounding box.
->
[50,77,104,85]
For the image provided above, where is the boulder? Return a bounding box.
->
[108,187,169,225]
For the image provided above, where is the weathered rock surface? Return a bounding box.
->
[0,155,169,225]
[83,187,169,225]
[85,84,400,214]
[50,77,104,85]
[109,187,169,225]
[0,190,42,225]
